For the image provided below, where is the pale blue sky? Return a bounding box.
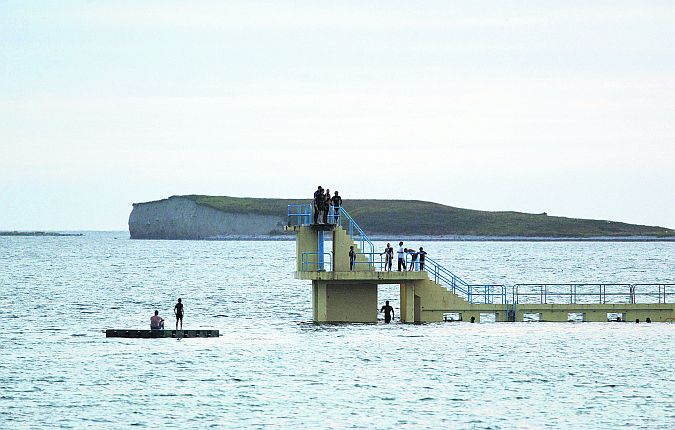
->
[1,1,674,230]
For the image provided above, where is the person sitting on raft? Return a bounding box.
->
[150,310,165,330]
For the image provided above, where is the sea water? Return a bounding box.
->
[0,233,673,429]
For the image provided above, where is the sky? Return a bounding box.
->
[1,1,674,230]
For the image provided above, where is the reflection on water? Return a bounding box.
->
[0,233,673,428]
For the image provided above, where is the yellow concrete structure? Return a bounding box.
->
[287,224,675,323]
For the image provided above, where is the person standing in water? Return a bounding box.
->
[174,298,184,330]
[380,300,395,323]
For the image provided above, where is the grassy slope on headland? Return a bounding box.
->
[178,195,675,238]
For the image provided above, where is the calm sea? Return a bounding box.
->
[1,233,673,429]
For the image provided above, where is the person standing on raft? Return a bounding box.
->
[174,298,184,330]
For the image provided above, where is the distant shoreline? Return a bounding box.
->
[0,231,84,237]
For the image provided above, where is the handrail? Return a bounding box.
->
[301,252,333,272]
[466,284,509,304]
[513,283,674,305]
[287,203,313,226]
[406,253,471,297]
[351,252,385,271]
[337,207,375,256]
[286,204,374,257]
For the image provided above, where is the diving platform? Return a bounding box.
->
[105,329,219,338]
[286,203,675,324]
[296,270,428,282]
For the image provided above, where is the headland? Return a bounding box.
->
[128,195,675,240]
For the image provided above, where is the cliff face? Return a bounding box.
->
[128,196,286,239]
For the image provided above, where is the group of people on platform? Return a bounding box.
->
[313,185,342,225]
[150,298,184,330]
[381,241,427,272]
[348,242,427,272]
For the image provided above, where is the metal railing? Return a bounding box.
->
[632,284,673,304]
[350,252,384,271]
[513,283,674,305]
[287,203,313,226]
[337,207,374,256]
[301,252,333,272]
[404,253,476,299]
[287,203,343,226]
[287,204,372,255]
[467,284,509,305]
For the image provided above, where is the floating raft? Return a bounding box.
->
[105,329,219,338]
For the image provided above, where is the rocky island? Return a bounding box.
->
[128,195,675,240]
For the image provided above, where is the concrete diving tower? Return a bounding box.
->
[286,221,427,323]
[285,204,508,323]
[286,204,675,323]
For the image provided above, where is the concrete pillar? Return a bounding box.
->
[400,282,416,323]
[312,281,328,321]
[318,230,325,270]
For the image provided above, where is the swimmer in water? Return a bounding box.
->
[380,300,395,324]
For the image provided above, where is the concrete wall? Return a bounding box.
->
[333,226,372,272]
[296,227,319,272]
[128,196,286,239]
[313,281,378,323]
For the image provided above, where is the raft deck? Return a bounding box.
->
[105,329,219,338]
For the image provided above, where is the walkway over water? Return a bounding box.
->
[286,203,675,323]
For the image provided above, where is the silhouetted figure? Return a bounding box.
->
[331,191,342,223]
[150,310,164,330]
[408,248,418,271]
[382,243,393,271]
[635,319,640,323]
[174,298,184,330]
[323,189,331,223]
[470,316,476,323]
[380,300,395,323]
[397,242,406,271]
[646,317,652,323]
[349,246,356,271]
[313,186,324,224]
[418,247,427,270]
